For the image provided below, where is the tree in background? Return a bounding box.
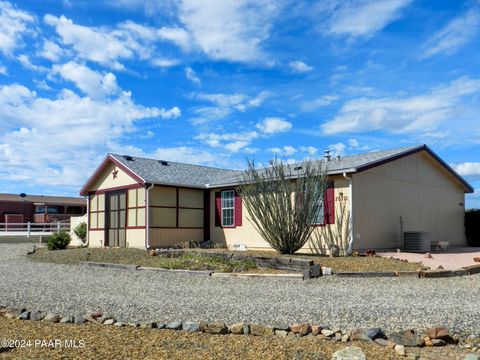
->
[237,158,328,254]
[74,222,87,244]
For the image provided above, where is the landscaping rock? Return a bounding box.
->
[311,325,321,335]
[229,323,245,335]
[182,322,199,332]
[332,346,367,360]
[60,316,73,324]
[85,311,102,321]
[426,326,450,340]
[431,339,447,347]
[18,311,30,320]
[395,344,406,356]
[128,323,140,327]
[389,329,420,347]
[310,264,322,278]
[113,322,125,327]
[473,257,480,263]
[464,354,480,360]
[334,332,343,341]
[6,307,25,319]
[30,310,44,321]
[275,330,288,337]
[250,323,273,336]
[103,319,115,325]
[290,323,311,336]
[374,338,388,346]
[366,328,387,341]
[321,329,335,337]
[350,329,372,342]
[74,315,86,325]
[205,322,228,335]
[243,324,250,335]
[43,313,60,323]
[341,331,351,342]
[272,323,290,332]
[140,322,155,329]
[166,322,182,330]
[155,323,166,329]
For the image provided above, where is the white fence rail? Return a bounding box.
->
[0,222,70,237]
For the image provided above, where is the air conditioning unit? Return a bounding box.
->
[403,231,431,253]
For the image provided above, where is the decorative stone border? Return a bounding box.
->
[1,305,479,358]
[336,265,480,278]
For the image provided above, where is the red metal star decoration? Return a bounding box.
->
[112,169,119,179]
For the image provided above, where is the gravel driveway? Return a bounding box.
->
[1,244,479,334]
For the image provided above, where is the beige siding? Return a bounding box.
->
[150,186,176,207]
[352,151,466,249]
[88,230,104,247]
[209,177,350,252]
[88,162,139,192]
[150,208,176,227]
[178,188,203,208]
[179,209,203,228]
[149,228,203,247]
[126,228,146,248]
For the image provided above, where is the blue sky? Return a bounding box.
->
[0,0,480,207]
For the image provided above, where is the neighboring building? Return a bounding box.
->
[0,193,87,225]
[80,145,473,251]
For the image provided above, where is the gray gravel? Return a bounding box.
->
[1,243,479,334]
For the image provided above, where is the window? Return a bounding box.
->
[221,190,235,227]
[313,200,325,225]
[35,206,45,214]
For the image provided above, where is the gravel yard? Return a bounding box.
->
[1,244,479,334]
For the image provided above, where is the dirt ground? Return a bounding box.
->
[0,317,473,360]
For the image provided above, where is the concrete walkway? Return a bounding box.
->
[378,247,480,270]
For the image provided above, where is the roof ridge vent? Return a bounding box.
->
[159,160,169,166]
[123,155,134,161]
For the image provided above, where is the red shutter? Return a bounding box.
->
[325,183,335,224]
[214,192,221,227]
[234,191,242,227]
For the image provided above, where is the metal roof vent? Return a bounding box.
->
[159,160,169,166]
[336,155,341,161]
[324,150,331,161]
[123,155,134,161]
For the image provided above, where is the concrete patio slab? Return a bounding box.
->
[378,247,480,270]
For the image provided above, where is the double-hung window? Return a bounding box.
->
[221,190,235,227]
[313,200,325,225]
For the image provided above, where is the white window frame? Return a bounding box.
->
[221,190,235,227]
[312,199,325,226]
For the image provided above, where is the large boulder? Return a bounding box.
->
[250,323,274,336]
[204,322,228,335]
[290,323,312,336]
[389,329,422,347]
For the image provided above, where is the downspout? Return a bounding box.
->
[84,195,89,247]
[342,173,354,255]
[145,183,154,250]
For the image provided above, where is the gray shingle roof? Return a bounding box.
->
[110,154,241,188]
[106,144,473,193]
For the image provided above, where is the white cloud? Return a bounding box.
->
[192,91,271,124]
[151,58,179,67]
[256,117,292,134]
[289,60,313,73]
[328,142,346,156]
[177,0,280,62]
[419,8,480,59]
[17,54,48,72]
[158,26,192,51]
[0,83,180,188]
[152,146,217,165]
[0,64,7,75]
[319,0,412,38]
[299,146,317,156]
[38,40,67,62]
[196,131,258,152]
[0,1,35,55]
[453,162,480,177]
[268,145,297,156]
[185,66,201,85]
[52,62,121,99]
[300,95,338,112]
[322,76,480,135]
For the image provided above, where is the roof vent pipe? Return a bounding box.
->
[336,155,341,161]
[324,150,331,161]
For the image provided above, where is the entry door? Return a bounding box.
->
[105,190,126,247]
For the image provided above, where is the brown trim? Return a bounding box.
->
[175,188,179,228]
[126,226,146,229]
[89,183,143,195]
[88,228,105,231]
[150,226,204,229]
[80,155,144,196]
[355,145,474,193]
[126,205,146,210]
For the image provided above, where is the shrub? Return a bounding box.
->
[47,231,71,250]
[465,209,480,247]
[74,222,87,244]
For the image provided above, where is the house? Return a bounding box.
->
[79,144,473,252]
[0,193,86,226]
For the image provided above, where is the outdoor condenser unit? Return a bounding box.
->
[403,231,431,253]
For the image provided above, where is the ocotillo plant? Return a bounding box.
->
[237,158,328,254]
